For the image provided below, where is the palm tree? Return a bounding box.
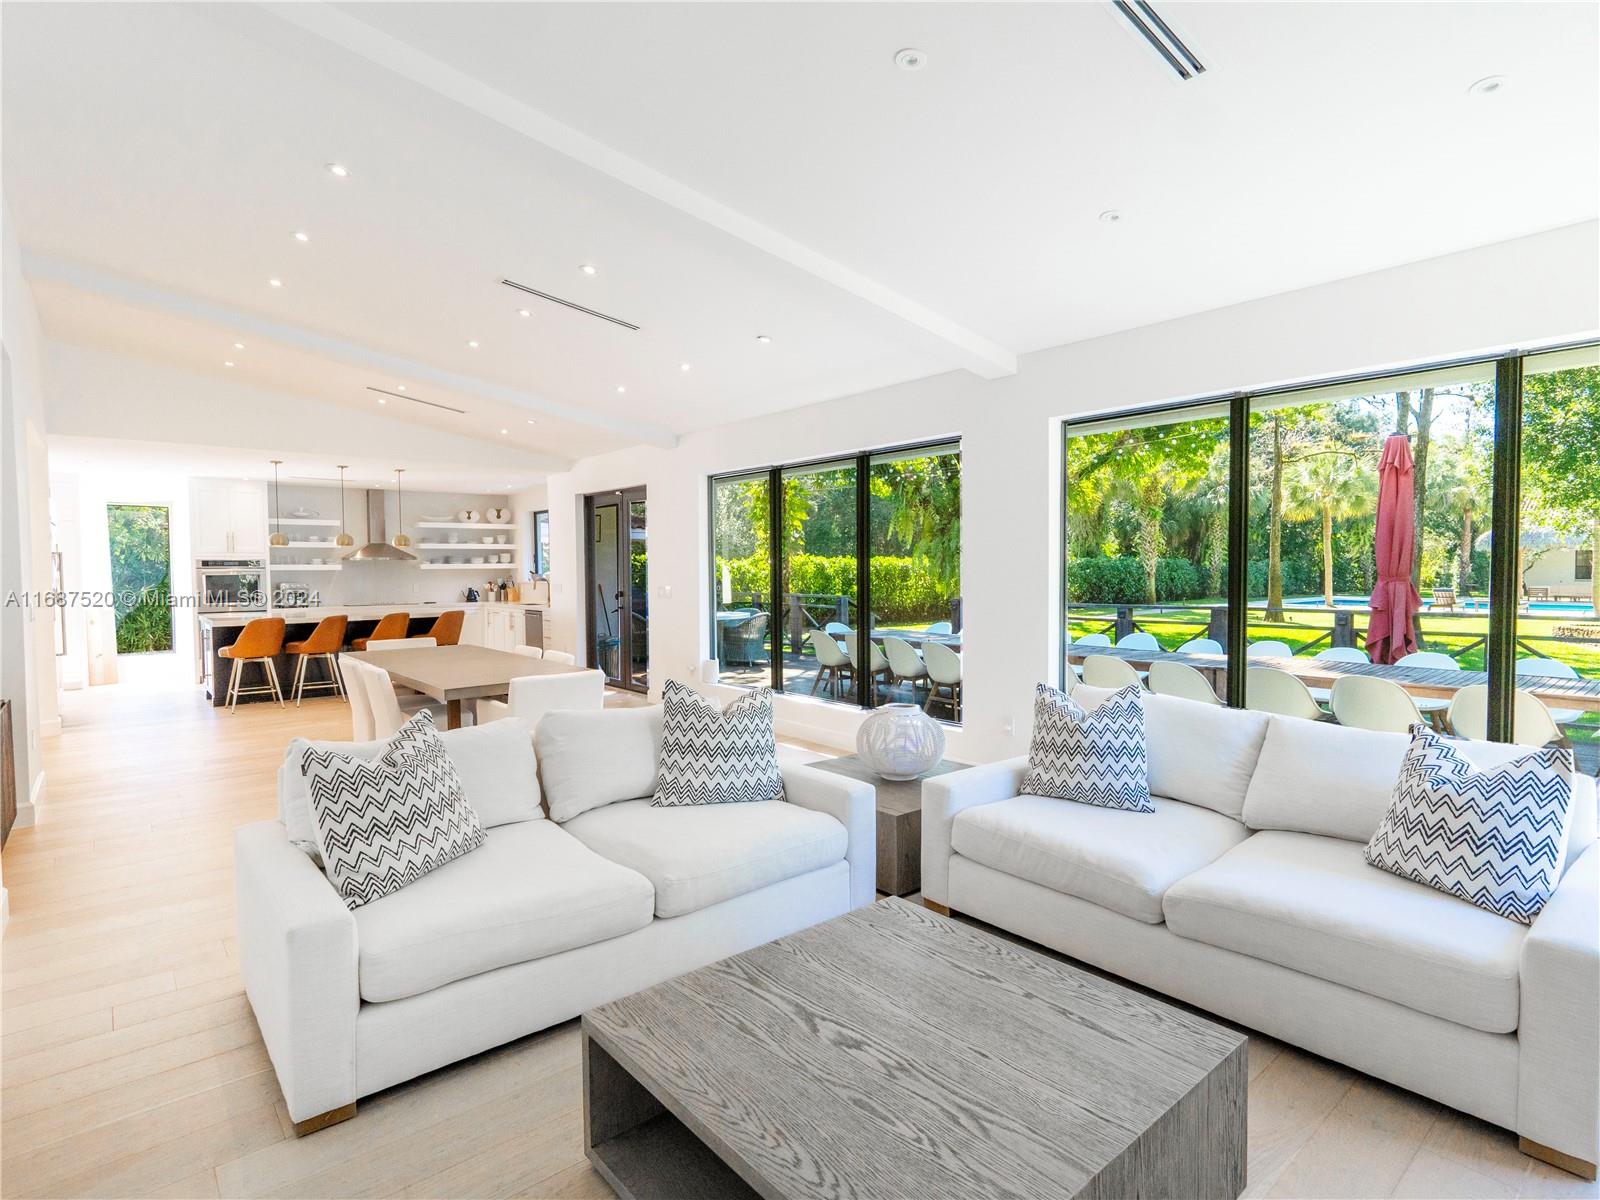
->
[1284,449,1373,608]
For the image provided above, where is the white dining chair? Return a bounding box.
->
[1178,638,1223,655]
[512,645,544,659]
[358,660,446,737]
[1306,646,1369,703]
[844,633,892,695]
[1246,666,1326,722]
[1070,631,1112,679]
[1082,654,1142,690]
[1116,631,1161,652]
[543,650,577,666]
[1395,650,1459,721]
[1330,676,1426,734]
[1149,660,1221,705]
[338,654,376,741]
[1446,684,1564,747]
[807,629,853,698]
[1515,658,1585,728]
[824,621,852,636]
[475,668,607,728]
[1248,640,1294,659]
[925,621,954,636]
[883,636,929,695]
[365,637,438,651]
[922,641,963,720]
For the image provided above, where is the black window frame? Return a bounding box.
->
[1060,339,1599,744]
[531,509,551,576]
[709,437,962,716]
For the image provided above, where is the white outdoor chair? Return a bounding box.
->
[338,655,376,741]
[824,621,852,636]
[1395,651,1459,721]
[1082,654,1142,690]
[1307,646,1369,702]
[362,663,445,738]
[808,629,853,698]
[1515,658,1585,728]
[1178,638,1223,655]
[844,633,892,695]
[883,636,929,696]
[1070,631,1112,679]
[1149,660,1221,705]
[1116,631,1160,651]
[1446,684,1564,747]
[1246,666,1326,722]
[1248,640,1294,659]
[1329,675,1425,734]
[474,668,606,728]
[365,637,438,651]
[543,650,577,666]
[512,645,544,659]
[922,641,963,721]
[925,621,954,636]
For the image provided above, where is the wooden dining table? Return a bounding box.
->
[1064,640,1600,714]
[348,644,585,729]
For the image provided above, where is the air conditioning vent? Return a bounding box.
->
[1114,1,1206,81]
[500,278,640,331]
[365,386,466,414]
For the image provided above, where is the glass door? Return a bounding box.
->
[585,487,648,692]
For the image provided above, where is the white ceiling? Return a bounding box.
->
[5,2,1596,477]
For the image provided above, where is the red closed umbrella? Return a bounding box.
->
[1366,433,1421,665]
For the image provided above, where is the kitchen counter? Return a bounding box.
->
[197,600,545,629]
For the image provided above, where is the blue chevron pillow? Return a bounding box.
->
[1020,683,1153,812]
[301,711,486,909]
[654,680,784,807]
[1364,724,1572,924]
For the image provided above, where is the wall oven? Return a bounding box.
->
[194,559,267,612]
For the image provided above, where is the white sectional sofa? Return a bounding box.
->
[923,685,1600,1177]
[235,707,876,1133]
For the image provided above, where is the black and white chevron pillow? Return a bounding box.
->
[1020,683,1153,812]
[1365,724,1571,923]
[300,711,486,909]
[653,680,784,807]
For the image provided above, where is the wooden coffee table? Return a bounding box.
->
[582,898,1247,1199]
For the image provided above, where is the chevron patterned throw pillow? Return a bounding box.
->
[301,711,486,909]
[1364,724,1572,923]
[653,679,784,807]
[1020,683,1153,812]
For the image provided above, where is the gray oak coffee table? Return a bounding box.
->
[582,898,1247,1199]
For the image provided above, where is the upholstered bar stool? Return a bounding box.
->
[426,610,465,646]
[285,614,348,706]
[219,617,286,711]
[351,612,409,651]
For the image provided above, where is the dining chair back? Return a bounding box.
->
[925,621,954,636]
[1177,638,1223,656]
[1115,631,1160,651]
[1149,660,1221,705]
[1315,646,1370,662]
[843,633,889,677]
[427,610,466,647]
[921,641,963,721]
[1248,640,1294,659]
[512,645,545,659]
[363,664,408,739]
[1246,666,1325,722]
[338,655,376,741]
[723,612,770,666]
[1330,676,1425,734]
[1082,654,1141,690]
[543,650,577,666]
[507,669,607,728]
[284,614,348,706]
[883,637,928,685]
[1077,632,1111,647]
[823,621,852,635]
[1397,651,1460,671]
[366,637,437,651]
[352,612,410,651]
[1446,684,1564,747]
[1515,658,1584,726]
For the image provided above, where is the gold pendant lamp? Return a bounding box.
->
[334,465,355,548]
[391,468,411,549]
[268,459,289,547]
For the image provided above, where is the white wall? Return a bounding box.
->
[543,221,1600,762]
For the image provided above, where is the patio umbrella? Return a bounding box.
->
[1366,433,1422,664]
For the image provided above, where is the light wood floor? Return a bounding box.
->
[2,681,1595,1199]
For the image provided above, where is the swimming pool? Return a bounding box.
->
[1283,595,1597,617]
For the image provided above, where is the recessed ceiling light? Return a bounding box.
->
[617,385,627,394]
[268,278,283,288]
[518,308,531,317]
[894,48,927,71]
[293,230,309,243]
[467,340,480,349]
[1099,210,1122,224]
[755,335,771,344]
[679,362,691,372]
[526,418,536,424]
[325,163,349,177]
[396,385,407,392]
[579,263,597,275]
[500,428,509,435]
[233,342,245,350]
[223,360,235,368]
[377,397,387,405]
[1468,75,1507,97]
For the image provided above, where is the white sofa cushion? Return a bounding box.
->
[537,706,664,822]
[1163,831,1527,1033]
[561,798,847,918]
[352,819,654,1002]
[280,717,542,857]
[950,793,1251,924]
[1071,685,1268,819]
[1242,717,1598,871]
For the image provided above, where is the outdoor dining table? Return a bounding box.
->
[348,643,585,729]
[877,629,963,651]
[1064,640,1600,714]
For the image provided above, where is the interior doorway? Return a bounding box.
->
[584,487,648,692]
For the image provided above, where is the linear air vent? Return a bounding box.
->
[365,386,467,413]
[500,278,640,331]
[1114,1,1206,80]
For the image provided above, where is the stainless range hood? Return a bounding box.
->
[344,490,417,563]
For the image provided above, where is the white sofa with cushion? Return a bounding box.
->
[235,707,876,1132]
[922,685,1600,1176]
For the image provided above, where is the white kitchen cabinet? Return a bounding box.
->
[191,481,268,557]
[462,606,523,651]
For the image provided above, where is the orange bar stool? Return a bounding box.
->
[351,612,409,651]
[219,617,287,711]
[427,610,465,647]
[285,614,349,706]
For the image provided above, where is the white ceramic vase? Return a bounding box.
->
[856,703,945,781]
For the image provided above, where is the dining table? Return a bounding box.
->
[1064,640,1600,714]
[347,643,585,729]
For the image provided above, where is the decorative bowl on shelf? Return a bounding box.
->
[458,509,480,523]
[488,507,509,523]
[856,703,946,781]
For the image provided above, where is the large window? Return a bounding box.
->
[107,503,173,654]
[1062,343,1597,768]
[710,440,963,722]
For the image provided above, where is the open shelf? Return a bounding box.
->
[273,517,340,526]
[419,562,514,571]
[271,563,343,572]
[272,542,345,549]
[415,521,516,531]
[413,542,513,550]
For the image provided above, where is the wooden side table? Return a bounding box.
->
[809,754,964,896]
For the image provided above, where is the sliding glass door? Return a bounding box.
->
[586,487,648,692]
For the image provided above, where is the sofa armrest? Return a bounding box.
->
[234,820,360,1124]
[783,763,876,909]
[921,757,1028,907]
[1519,840,1600,1169]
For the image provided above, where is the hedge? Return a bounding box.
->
[716,554,954,622]
[1066,557,1203,604]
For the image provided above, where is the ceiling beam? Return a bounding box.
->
[266,2,1019,381]
[23,254,678,455]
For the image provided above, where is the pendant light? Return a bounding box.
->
[391,468,411,549]
[334,465,354,547]
[268,459,289,546]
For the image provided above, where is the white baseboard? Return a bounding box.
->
[14,770,44,829]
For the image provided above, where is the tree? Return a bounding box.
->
[1284,449,1373,607]
[1520,364,1600,610]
